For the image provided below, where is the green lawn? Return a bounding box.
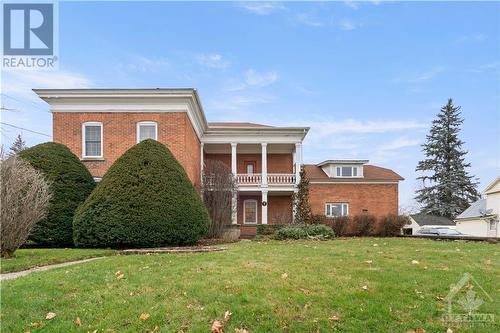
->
[1,239,498,332]
[0,248,116,273]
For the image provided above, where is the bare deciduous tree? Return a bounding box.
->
[202,160,237,238]
[1,156,51,258]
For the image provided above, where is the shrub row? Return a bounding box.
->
[311,214,409,237]
[17,140,210,249]
[256,224,286,235]
[273,224,335,240]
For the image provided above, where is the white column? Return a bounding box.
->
[262,190,268,225]
[261,142,268,186]
[231,143,237,175]
[295,142,302,185]
[200,142,204,185]
[231,143,238,225]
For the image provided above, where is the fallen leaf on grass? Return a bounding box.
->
[364,260,373,264]
[45,312,56,320]
[303,302,312,310]
[224,311,232,321]
[75,317,81,326]
[211,320,224,333]
[234,329,249,333]
[139,313,150,321]
[116,273,125,280]
[299,288,311,295]
[152,325,160,333]
[361,285,368,291]
[435,296,445,301]
[411,260,420,265]
[281,273,288,279]
[466,283,473,290]
[328,315,340,321]
[416,329,426,333]
[446,328,453,333]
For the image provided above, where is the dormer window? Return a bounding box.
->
[336,166,359,177]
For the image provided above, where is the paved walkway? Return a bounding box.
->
[1,257,105,281]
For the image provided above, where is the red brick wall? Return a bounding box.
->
[268,196,292,224]
[53,112,201,187]
[309,183,399,217]
[204,153,293,173]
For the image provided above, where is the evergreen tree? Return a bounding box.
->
[8,134,26,156]
[292,167,312,224]
[415,99,480,218]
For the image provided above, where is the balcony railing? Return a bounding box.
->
[236,173,296,186]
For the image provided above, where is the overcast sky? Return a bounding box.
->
[1,1,499,210]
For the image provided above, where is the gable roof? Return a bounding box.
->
[410,214,455,226]
[484,176,500,195]
[304,164,404,182]
[455,198,494,220]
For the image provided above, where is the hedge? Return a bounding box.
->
[313,214,409,237]
[273,225,335,240]
[19,142,95,247]
[73,139,210,248]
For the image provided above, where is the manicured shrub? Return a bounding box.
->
[273,224,335,240]
[375,215,409,236]
[19,142,95,247]
[73,139,210,248]
[256,224,286,236]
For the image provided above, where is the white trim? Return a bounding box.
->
[325,202,349,217]
[82,122,103,159]
[243,199,258,224]
[136,121,158,143]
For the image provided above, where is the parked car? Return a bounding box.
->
[415,227,466,237]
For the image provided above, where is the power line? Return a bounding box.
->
[1,93,49,112]
[0,122,51,138]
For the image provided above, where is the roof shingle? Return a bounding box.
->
[304,164,404,182]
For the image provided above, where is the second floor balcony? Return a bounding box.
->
[236,173,296,186]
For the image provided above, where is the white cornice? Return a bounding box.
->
[33,88,309,143]
[34,88,208,139]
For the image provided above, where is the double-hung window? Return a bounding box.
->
[137,121,158,143]
[82,122,103,158]
[336,166,358,177]
[325,203,349,217]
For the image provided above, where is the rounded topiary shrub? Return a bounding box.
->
[73,139,210,248]
[19,142,95,247]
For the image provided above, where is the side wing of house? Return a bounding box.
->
[305,160,404,218]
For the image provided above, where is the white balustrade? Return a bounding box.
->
[235,173,296,185]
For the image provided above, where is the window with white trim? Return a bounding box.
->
[325,203,349,217]
[137,121,158,143]
[244,200,258,224]
[82,122,103,158]
[336,166,359,177]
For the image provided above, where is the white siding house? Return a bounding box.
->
[455,177,500,238]
[404,214,455,235]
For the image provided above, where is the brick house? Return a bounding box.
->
[35,88,403,237]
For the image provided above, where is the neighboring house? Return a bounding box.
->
[403,214,455,235]
[455,177,500,238]
[35,88,403,237]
